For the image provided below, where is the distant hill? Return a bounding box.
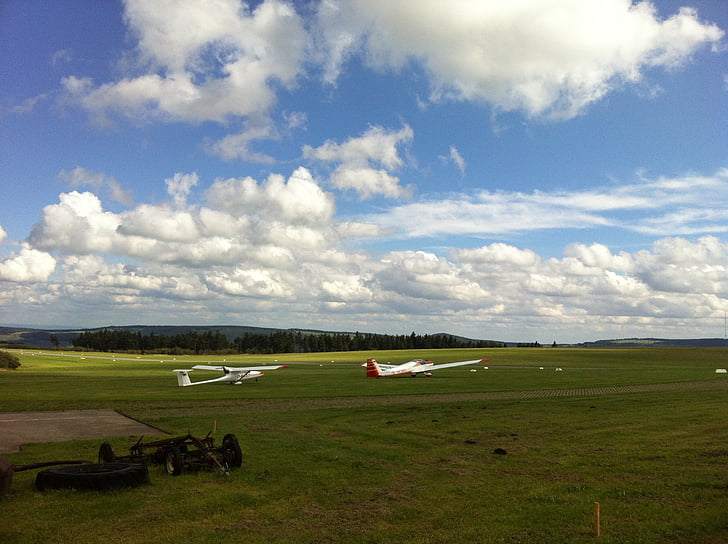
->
[577,338,728,348]
[0,325,304,348]
[0,325,498,349]
[0,326,81,348]
[2,326,726,350]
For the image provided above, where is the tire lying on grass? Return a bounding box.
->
[36,463,149,491]
[97,442,116,464]
[0,455,13,496]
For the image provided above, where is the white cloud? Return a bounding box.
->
[0,244,56,282]
[0,226,7,245]
[448,146,466,175]
[371,169,728,238]
[304,125,412,169]
[11,164,728,342]
[303,125,414,199]
[66,0,308,124]
[317,0,724,119]
[25,167,340,272]
[321,275,373,302]
[7,229,728,341]
[453,243,541,268]
[205,119,278,163]
[29,191,122,254]
[373,193,611,237]
[563,243,634,273]
[632,236,728,295]
[198,207,250,238]
[118,205,200,242]
[378,250,490,304]
[336,221,383,238]
[205,267,294,298]
[59,166,134,206]
[330,168,411,200]
[165,171,199,208]
[206,167,335,227]
[11,93,50,114]
[51,48,73,67]
[60,255,212,304]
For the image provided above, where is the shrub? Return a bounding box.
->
[0,350,21,369]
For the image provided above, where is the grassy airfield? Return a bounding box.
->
[1,347,727,543]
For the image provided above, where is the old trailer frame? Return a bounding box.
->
[98,432,242,476]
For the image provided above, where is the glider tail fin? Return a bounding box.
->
[366,358,381,378]
[174,370,193,387]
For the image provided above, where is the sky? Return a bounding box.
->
[1,0,727,344]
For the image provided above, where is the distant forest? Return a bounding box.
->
[71,328,505,354]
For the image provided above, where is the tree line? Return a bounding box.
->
[71,328,505,354]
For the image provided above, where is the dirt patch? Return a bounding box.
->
[0,409,165,454]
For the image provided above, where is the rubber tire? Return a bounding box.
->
[0,455,13,496]
[97,442,116,464]
[222,433,243,468]
[164,447,183,476]
[35,463,148,491]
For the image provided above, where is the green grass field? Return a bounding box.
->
[1,347,727,543]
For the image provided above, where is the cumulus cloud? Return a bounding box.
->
[206,167,335,226]
[54,0,723,164]
[317,0,724,119]
[118,205,201,242]
[205,267,294,298]
[437,236,727,330]
[0,244,56,282]
[303,125,414,198]
[454,243,541,268]
[8,163,728,341]
[563,242,634,273]
[24,167,341,273]
[65,0,307,124]
[376,250,489,304]
[29,191,122,254]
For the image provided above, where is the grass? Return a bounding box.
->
[1,347,727,543]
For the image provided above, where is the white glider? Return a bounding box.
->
[173,364,287,386]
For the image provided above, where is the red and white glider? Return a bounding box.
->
[364,358,489,378]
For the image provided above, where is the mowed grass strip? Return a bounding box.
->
[1,347,727,543]
[1,347,723,410]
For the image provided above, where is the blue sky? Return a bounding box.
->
[1,0,726,343]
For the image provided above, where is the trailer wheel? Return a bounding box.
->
[222,434,243,468]
[35,463,148,491]
[164,447,183,476]
[97,442,116,464]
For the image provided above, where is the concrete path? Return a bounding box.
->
[0,409,165,454]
